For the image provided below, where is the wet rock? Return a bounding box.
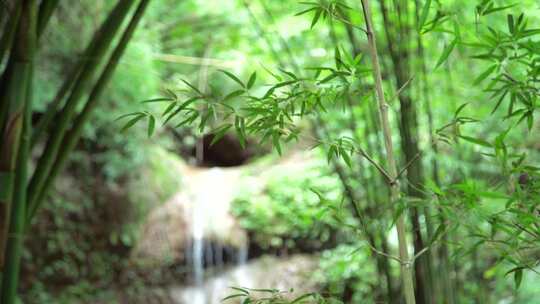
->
[169,254,319,304]
[131,168,248,266]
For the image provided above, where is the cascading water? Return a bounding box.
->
[163,152,319,304]
[181,167,249,304]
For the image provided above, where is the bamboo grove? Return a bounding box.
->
[123,0,540,303]
[0,1,151,303]
[2,0,540,303]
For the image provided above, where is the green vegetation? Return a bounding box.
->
[233,157,346,250]
[1,0,540,303]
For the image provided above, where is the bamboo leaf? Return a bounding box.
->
[507,14,514,34]
[121,113,145,132]
[223,89,245,101]
[482,3,516,16]
[418,0,432,31]
[210,124,233,146]
[141,97,173,103]
[162,101,177,117]
[515,269,523,289]
[454,103,469,118]
[334,46,342,69]
[311,8,322,29]
[229,287,250,295]
[295,6,317,16]
[222,294,246,301]
[435,38,457,69]
[291,293,316,303]
[181,79,202,95]
[458,135,492,147]
[341,148,352,168]
[219,69,245,88]
[491,90,507,114]
[473,64,497,85]
[115,112,142,121]
[272,132,282,155]
[147,115,155,137]
[246,71,256,89]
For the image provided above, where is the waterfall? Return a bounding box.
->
[183,167,248,303]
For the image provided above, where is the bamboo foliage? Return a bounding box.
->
[244,4,398,300]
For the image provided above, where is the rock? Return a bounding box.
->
[169,254,319,304]
[132,167,248,266]
[131,193,192,264]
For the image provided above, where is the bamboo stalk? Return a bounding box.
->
[378,0,436,302]
[0,1,37,303]
[26,0,135,214]
[0,2,22,65]
[413,1,450,302]
[360,1,416,303]
[0,0,36,272]
[0,3,23,132]
[27,0,151,221]
[30,63,80,147]
[36,0,59,38]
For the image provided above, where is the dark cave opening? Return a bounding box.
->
[189,133,265,167]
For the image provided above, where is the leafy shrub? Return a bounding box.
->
[232,154,355,250]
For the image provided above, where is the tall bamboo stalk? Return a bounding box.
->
[36,0,59,38]
[26,0,135,214]
[0,2,22,65]
[412,1,452,302]
[0,1,37,303]
[0,3,23,134]
[27,0,151,221]
[378,0,435,302]
[360,1,416,303]
[30,63,80,147]
[0,0,36,271]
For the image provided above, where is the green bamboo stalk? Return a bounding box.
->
[378,0,436,302]
[36,0,59,38]
[413,1,451,303]
[0,1,37,303]
[26,0,63,146]
[0,2,22,65]
[0,0,36,271]
[360,1,416,303]
[327,10,397,302]
[27,0,151,221]
[0,3,23,133]
[26,0,135,214]
[30,63,80,147]
[362,106,397,303]
[31,1,100,147]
